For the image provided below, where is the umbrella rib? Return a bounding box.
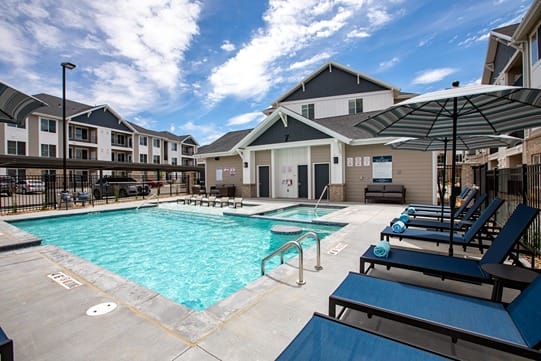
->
[463,95,499,133]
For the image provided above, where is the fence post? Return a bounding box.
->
[522,164,528,205]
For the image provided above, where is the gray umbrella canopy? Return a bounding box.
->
[0,81,47,125]
[385,134,522,151]
[356,84,541,256]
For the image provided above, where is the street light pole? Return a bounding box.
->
[61,62,76,193]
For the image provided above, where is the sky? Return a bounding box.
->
[0,0,532,146]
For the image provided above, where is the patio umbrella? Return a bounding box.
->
[356,83,541,255]
[385,134,522,218]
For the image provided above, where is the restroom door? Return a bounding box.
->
[258,166,270,197]
[314,163,329,200]
[298,165,308,198]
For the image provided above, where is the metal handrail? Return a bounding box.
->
[136,193,158,210]
[295,231,322,270]
[314,184,329,212]
[261,240,305,285]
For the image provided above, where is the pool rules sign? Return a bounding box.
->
[372,156,392,183]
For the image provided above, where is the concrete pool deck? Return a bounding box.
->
[0,198,530,360]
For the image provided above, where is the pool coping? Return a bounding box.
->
[1,199,345,344]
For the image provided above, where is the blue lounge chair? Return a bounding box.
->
[276,313,457,361]
[329,272,541,359]
[392,194,487,232]
[406,188,477,215]
[381,198,505,251]
[360,204,539,284]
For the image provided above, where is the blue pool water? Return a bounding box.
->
[11,207,341,310]
[259,205,343,222]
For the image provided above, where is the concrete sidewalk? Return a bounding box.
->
[0,200,529,360]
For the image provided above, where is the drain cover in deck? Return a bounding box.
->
[86,302,117,316]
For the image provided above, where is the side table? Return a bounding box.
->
[481,263,539,302]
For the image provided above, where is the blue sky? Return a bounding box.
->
[0,0,532,146]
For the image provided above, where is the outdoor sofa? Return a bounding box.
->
[364,184,406,204]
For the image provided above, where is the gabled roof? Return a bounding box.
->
[159,131,199,145]
[196,129,252,156]
[127,122,198,145]
[33,93,93,118]
[482,23,520,84]
[271,61,400,105]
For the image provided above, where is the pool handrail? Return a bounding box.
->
[261,240,305,285]
[295,231,322,271]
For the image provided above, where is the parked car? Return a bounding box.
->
[92,177,151,199]
[16,180,46,194]
[0,176,16,196]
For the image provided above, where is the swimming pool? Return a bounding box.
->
[258,205,344,222]
[11,206,341,311]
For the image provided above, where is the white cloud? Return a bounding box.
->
[412,68,458,84]
[221,40,236,52]
[378,56,399,71]
[289,53,332,70]
[227,112,265,126]
[347,28,371,38]
[208,0,398,103]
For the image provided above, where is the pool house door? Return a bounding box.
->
[258,165,270,197]
[314,163,329,200]
[298,165,308,198]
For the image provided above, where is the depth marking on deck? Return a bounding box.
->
[48,272,82,289]
[328,242,348,255]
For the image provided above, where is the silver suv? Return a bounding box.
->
[92,177,150,200]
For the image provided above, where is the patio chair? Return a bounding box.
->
[392,194,487,232]
[201,195,216,206]
[276,312,457,361]
[381,198,504,252]
[360,203,539,284]
[189,194,202,205]
[406,189,478,220]
[214,197,229,207]
[229,197,243,208]
[328,272,541,360]
[176,195,191,204]
[407,186,474,213]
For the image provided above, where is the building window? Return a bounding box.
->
[171,143,178,151]
[531,26,541,65]
[301,104,315,120]
[41,144,56,157]
[140,136,147,146]
[153,138,160,148]
[71,148,88,160]
[71,126,88,141]
[8,120,26,129]
[153,155,160,164]
[140,154,148,163]
[532,154,541,164]
[40,118,56,133]
[7,140,25,155]
[348,98,363,114]
[171,157,177,165]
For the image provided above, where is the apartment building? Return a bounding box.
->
[475,1,541,168]
[0,93,198,181]
[196,61,436,204]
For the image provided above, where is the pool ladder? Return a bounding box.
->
[136,193,159,210]
[260,231,322,285]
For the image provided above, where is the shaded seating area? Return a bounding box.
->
[328,272,541,359]
[276,313,456,361]
[405,188,479,221]
[361,203,539,283]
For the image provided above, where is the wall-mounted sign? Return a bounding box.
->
[372,155,392,183]
[346,157,354,167]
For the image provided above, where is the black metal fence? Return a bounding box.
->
[473,164,541,267]
[0,174,189,214]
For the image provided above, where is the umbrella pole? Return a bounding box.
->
[448,98,458,256]
[440,139,448,220]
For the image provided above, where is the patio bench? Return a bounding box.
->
[364,184,406,204]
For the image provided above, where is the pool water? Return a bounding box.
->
[259,205,343,222]
[11,207,341,310]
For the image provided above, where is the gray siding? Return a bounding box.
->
[345,144,433,204]
[493,42,517,84]
[249,116,330,146]
[283,67,387,102]
[71,109,131,132]
[255,150,271,165]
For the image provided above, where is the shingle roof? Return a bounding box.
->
[197,129,252,155]
[313,112,378,140]
[32,93,94,118]
[492,23,519,39]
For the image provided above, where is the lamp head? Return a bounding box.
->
[61,62,76,70]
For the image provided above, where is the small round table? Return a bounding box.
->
[481,263,539,302]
